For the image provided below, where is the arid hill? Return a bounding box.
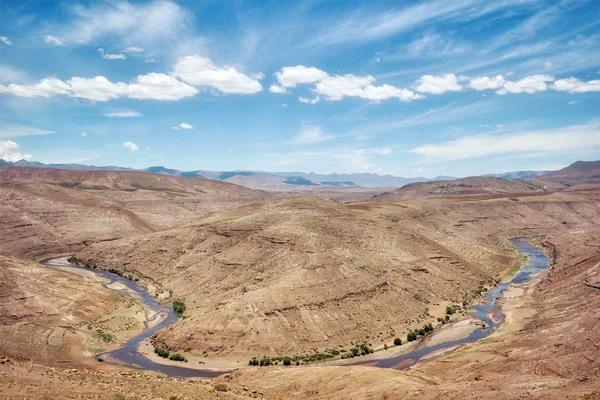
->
[77,190,599,360]
[371,176,542,201]
[0,167,273,258]
[372,161,600,202]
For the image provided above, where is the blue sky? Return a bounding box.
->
[0,0,599,177]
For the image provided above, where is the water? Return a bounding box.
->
[41,257,228,378]
[41,237,549,376]
[351,237,550,370]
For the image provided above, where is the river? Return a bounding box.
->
[41,236,549,377]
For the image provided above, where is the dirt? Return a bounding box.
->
[1,166,599,398]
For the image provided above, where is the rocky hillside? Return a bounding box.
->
[0,167,273,258]
[77,191,600,359]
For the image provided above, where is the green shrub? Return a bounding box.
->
[407,332,417,342]
[283,357,292,366]
[214,383,228,392]
[154,346,170,358]
[393,337,402,346]
[169,353,186,362]
[172,300,186,317]
[97,357,104,362]
[446,306,456,315]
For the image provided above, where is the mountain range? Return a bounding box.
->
[0,158,556,191]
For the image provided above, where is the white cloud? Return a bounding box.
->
[568,100,580,105]
[0,77,71,98]
[269,84,288,94]
[505,71,514,77]
[0,139,32,162]
[0,36,13,46]
[104,111,142,117]
[97,48,126,60]
[274,66,329,88]
[123,141,139,151]
[171,126,180,130]
[410,121,600,162]
[170,55,262,94]
[414,74,462,94]
[287,125,335,145]
[81,132,87,136]
[0,125,54,138]
[299,96,320,104]
[550,77,600,93]
[123,46,144,53]
[179,123,193,129]
[314,74,422,102]
[1,73,198,102]
[44,35,65,46]
[468,75,505,91]
[281,104,288,107]
[496,74,554,95]
[314,74,374,100]
[544,61,553,69]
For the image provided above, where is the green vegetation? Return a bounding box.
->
[394,337,402,346]
[97,357,104,362]
[172,300,186,317]
[446,306,457,315]
[214,383,228,392]
[154,346,170,358]
[407,331,417,341]
[96,329,114,343]
[169,353,186,362]
[108,268,124,276]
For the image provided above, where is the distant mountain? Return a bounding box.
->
[0,159,453,190]
[484,170,554,179]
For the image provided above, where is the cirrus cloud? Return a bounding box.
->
[410,121,600,162]
[103,111,142,117]
[44,35,65,46]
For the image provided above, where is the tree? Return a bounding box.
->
[394,337,402,346]
[172,300,186,317]
[407,332,417,342]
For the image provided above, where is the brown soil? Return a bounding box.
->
[76,190,599,362]
[0,167,273,259]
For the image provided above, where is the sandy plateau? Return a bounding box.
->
[1,163,600,399]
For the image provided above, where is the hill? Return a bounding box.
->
[76,191,599,360]
[0,167,272,258]
[371,176,542,201]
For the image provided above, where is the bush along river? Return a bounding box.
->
[42,236,549,377]
[351,236,550,370]
[41,257,229,378]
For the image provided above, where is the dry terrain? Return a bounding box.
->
[1,163,599,399]
[227,208,600,399]
[77,188,599,364]
[0,167,272,258]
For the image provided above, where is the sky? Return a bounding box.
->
[0,0,599,178]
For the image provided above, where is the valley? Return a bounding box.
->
[1,161,599,399]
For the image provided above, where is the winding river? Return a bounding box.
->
[41,236,549,377]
